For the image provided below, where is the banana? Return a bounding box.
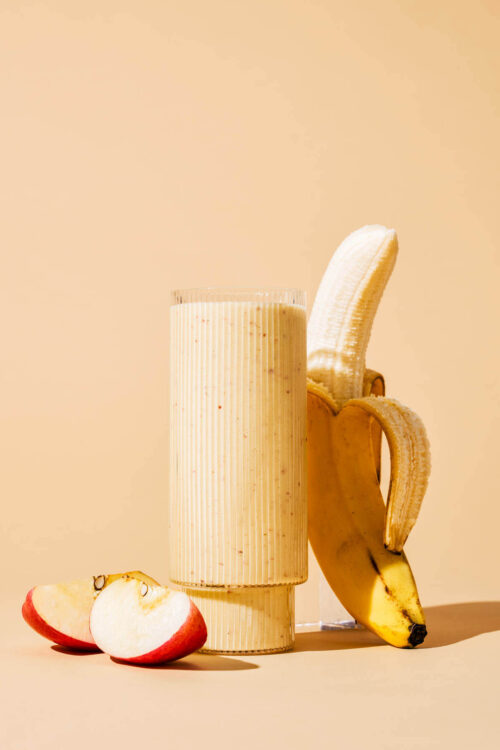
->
[307,225,431,648]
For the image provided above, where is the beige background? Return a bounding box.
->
[1,1,499,748]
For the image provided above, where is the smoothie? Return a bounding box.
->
[169,295,307,591]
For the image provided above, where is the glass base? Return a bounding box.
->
[319,619,362,631]
[181,584,295,653]
[295,619,362,632]
[295,544,361,630]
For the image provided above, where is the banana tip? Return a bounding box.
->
[407,623,427,648]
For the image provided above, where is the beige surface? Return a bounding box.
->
[5,597,500,749]
[1,0,499,747]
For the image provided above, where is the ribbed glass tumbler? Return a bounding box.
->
[169,288,307,653]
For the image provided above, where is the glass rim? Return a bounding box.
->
[170,287,306,307]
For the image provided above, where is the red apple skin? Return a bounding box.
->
[22,588,99,652]
[119,600,207,665]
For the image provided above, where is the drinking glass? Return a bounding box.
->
[169,288,307,653]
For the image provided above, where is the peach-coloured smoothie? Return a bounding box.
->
[169,299,307,588]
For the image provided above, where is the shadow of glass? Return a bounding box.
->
[110,653,258,671]
[422,601,500,648]
[51,645,100,656]
[294,602,500,652]
[294,628,382,652]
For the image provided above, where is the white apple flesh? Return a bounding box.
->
[22,571,160,651]
[22,578,100,650]
[90,578,207,664]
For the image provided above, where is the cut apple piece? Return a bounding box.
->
[22,571,159,650]
[90,578,207,664]
[23,578,101,650]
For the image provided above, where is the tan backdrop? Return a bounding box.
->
[2,0,499,618]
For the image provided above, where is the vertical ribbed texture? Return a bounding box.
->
[183,585,295,654]
[169,301,307,587]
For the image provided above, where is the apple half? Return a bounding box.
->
[90,577,207,664]
[22,571,159,650]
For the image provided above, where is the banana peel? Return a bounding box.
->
[307,374,428,647]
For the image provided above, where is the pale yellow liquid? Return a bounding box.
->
[169,301,307,587]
